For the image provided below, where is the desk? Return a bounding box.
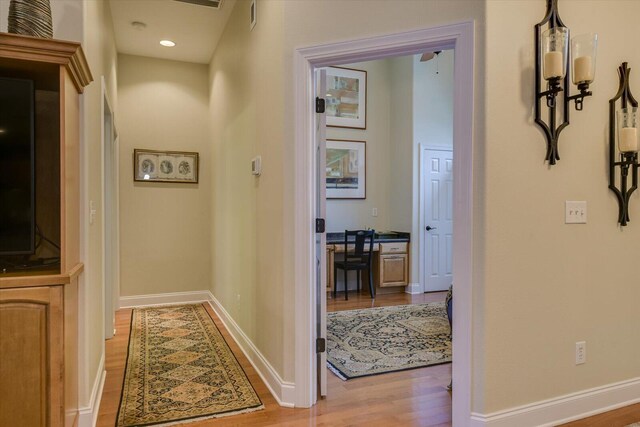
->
[326,232,410,295]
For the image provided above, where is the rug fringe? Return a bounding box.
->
[326,362,348,381]
[153,405,265,426]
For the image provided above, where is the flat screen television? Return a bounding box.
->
[0,77,35,255]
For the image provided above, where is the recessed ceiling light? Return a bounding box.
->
[0,129,5,134]
[160,40,176,47]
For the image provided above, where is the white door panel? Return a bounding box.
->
[424,149,453,292]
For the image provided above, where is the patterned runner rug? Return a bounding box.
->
[117,304,263,426]
[327,302,452,380]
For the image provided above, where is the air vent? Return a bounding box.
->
[174,0,223,9]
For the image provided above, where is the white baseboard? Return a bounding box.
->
[119,289,294,408]
[207,292,296,407]
[470,377,640,427]
[77,355,106,427]
[405,282,422,294]
[119,290,212,308]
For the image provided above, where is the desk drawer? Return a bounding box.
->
[379,242,407,254]
[333,243,380,253]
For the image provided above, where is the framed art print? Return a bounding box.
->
[325,66,367,129]
[326,139,366,199]
[134,149,199,183]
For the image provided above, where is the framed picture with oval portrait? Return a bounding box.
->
[133,149,199,183]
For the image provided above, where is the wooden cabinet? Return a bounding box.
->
[327,240,410,295]
[378,254,409,287]
[326,245,335,291]
[375,242,409,290]
[0,286,64,426]
[0,34,92,427]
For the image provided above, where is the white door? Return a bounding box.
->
[314,68,327,398]
[424,149,453,292]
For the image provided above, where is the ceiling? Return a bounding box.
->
[109,0,236,64]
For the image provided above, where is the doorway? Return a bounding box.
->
[102,78,119,340]
[293,22,475,425]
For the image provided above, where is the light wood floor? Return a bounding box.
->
[327,289,448,312]
[97,291,452,426]
[95,291,640,426]
[559,402,640,427]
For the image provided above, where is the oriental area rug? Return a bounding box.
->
[116,304,263,427]
[327,302,452,380]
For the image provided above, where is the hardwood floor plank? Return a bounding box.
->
[560,401,640,427]
[96,292,452,426]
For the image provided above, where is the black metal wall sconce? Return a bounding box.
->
[609,63,639,226]
[534,0,598,165]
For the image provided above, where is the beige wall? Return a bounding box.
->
[117,54,211,297]
[388,55,415,270]
[208,0,287,377]
[481,0,640,413]
[414,49,454,148]
[326,59,393,233]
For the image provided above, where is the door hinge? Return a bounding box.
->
[315,97,325,113]
[316,338,326,353]
[316,218,325,233]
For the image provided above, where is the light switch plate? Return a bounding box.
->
[89,200,97,225]
[251,156,262,176]
[565,201,587,224]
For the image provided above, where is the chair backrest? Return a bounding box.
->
[344,229,375,262]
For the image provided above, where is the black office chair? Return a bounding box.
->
[334,229,375,300]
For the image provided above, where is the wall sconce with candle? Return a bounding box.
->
[535,0,598,165]
[609,63,639,226]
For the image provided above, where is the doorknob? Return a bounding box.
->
[426,226,437,231]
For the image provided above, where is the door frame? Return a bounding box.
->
[101,76,120,340]
[293,21,476,425]
[419,145,454,293]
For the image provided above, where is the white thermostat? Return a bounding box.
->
[251,156,262,176]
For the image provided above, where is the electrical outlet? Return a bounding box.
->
[576,341,586,365]
[566,201,587,224]
[372,207,378,217]
[236,293,241,302]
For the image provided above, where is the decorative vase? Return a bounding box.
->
[8,0,53,39]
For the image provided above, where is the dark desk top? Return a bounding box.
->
[326,231,410,244]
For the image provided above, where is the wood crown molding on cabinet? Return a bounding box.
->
[0,33,93,93]
[0,263,84,289]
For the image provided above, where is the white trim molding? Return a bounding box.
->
[293,21,476,420]
[118,290,295,407]
[119,290,213,308]
[77,355,106,427]
[207,293,296,407]
[405,283,423,294]
[470,377,640,427]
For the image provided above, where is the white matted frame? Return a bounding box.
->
[292,22,475,426]
[326,139,366,199]
[324,66,367,129]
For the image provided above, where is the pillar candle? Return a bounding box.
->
[573,56,593,84]
[620,127,638,152]
[544,51,564,80]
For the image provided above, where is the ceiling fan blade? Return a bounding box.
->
[420,52,436,62]
[420,50,443,62]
